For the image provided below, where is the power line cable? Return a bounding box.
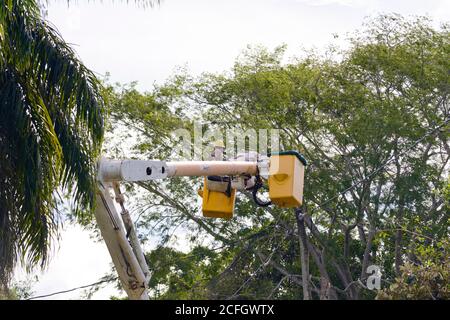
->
[25,230,264,300]
[26,278,118,300]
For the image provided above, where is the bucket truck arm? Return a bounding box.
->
[95,181,150,300]
[94,150,306,300]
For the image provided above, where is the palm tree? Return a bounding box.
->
[0,1,105,286]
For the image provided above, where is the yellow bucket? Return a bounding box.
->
[198,178,236,219]
[268,151,306,208]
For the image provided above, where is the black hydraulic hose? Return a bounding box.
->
[251,176,272,207]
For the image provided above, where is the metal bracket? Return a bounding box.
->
[257,155,270,179]
[99,158,168,182]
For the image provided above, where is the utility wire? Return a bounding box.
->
[25,234,257,300]
[26,278,118,300]
[25,244,227,300]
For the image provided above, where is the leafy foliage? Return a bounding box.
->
[106,14,449,300]
[377,239,449,300]
[0,0,105,285]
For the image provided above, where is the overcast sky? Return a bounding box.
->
[19,0,450,300]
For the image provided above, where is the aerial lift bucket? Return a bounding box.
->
[198,177,236,219]
[268,151,307,208]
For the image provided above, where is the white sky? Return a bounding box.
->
[18,0,450,300]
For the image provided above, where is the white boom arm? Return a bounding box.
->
[95,155,265,300]
[98,159,259,182]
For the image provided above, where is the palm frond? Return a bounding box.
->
[0,65,61,282]
[0,0,105,281]
[2,2,105,211]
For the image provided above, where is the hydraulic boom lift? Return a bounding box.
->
[95,145,307,299]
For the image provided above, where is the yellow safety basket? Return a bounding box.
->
[198,178,236,219]
[268,151,306,208]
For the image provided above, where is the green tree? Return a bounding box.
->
[145,246,225,299]
[0,0,162,293]
[0,0,104,286]
[107,14,449,300]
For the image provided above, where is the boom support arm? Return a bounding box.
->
[94,151,305,300]
[95,182,149,300]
